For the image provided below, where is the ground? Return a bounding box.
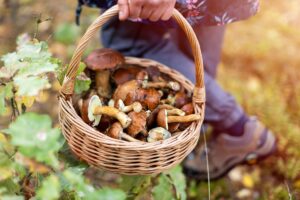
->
[0,0,300,199]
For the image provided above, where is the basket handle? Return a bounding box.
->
[60,5,205,104]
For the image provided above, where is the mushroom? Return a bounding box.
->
[146,66,162,82]
[85,48,125,98]
[107,122,139,142]
[112,66,141,85]
[142,81,180,91]
[117,99,142,113]
[146,104,174,128]
[179,103,195,131]
[157,108,200,131]
[126,111,148,137]
[156,108,185,132]
[147,127,171,142]
[160,92,191,108]
[83,95,131,128]
[136,70,148,82]
[113,80,140,102]
[124,88,162,111]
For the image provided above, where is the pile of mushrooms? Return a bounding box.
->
[77,48,201,143]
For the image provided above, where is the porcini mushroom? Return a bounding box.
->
[112,66,141,85]
[146,104,175,129]
[146,66,162,82]
[126,111,148,137]
[161,92,191,108]
[117,99,142,113]
[179,103,195,130]
[157,108,200,130]
[124,88,162,111]
[142,81,180,91]
[85,48,125,98]
[147,127,171,142]
[113,80,140,102]
[107,122,139,142]
[136,70,148,82]
[85,95,131,128]
[156,108,185,132]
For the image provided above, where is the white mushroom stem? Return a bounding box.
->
[167,114,201,123]
[95,70,112,98]
[117,99,142,113]
[121,133,140,142]
[142,81,180,91]
[93,106,132,128]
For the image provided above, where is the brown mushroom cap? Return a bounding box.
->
[126,111,148,137]
[112,66,141,85]
[124,88,162,111]
[84,48,125,71]
[113,80,140,102]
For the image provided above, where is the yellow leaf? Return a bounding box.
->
[0,132,8,143]
[15,153,51,174]
[242,174,254,188]
[0,168,13,181]
[294,180,300,189]
[36,91,49,103]
[52,80,62,91]
[20,96,35,108]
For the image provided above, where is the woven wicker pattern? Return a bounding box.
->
[59,5,205,175]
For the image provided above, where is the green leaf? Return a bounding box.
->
[166,166,187,200]
[152,174,174,200]
[36,175,61,200]
[4,112,62,167]
[0,82,13,115]
[0,195,24,200]
[54,23,81,45]
[62,169,126,200]
[91,188,126,200]
[120,175,151,195]
[0,53,23,79]
[0,178,21,194]
[74,73,91,94]
[14,76,50,96]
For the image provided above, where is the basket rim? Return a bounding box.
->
[59,57,204,150]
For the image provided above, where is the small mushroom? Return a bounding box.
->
[146,66,162,82]
[113,80,140,102]
[85,48,125,98]
[179,103,195,130]
[147,127,171,142]
[156,108,185,132]
[112,66,141,85]
[136,70,148,82]
[161,92,191,108]
[84,95,131,128]
[107,122,139,142]
[157,108,200,131]
[124,88,162,111]
[142,81,180,91]
[117,99,142,113]
[126,111,148,137]
[146,104,175,128]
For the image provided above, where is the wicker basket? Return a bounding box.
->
[59,5,206,175]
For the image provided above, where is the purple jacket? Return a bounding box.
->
[76,0,259,26]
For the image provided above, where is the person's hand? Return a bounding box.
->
[118,0,176,22]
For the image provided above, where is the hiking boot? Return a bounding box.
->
[183,117,277,180]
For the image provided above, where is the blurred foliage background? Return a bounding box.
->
[0,0,300,199]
